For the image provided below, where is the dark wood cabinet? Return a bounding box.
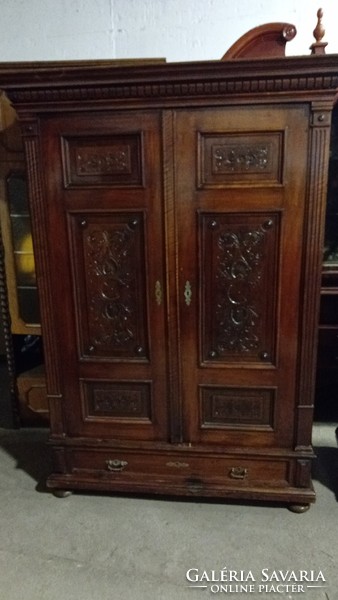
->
[1,37,337,510]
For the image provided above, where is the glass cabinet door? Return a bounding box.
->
[315,101,338,422]
[0,95,41,335]
[7,171,40,327]
[323,103,338,272]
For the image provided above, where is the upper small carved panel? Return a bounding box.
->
[76,143,132,176]
[212,143,269,173]
[198,132,284,188]
[62,134,143,188]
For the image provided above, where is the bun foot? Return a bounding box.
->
[288,503,310,513]
[52,489,73,498]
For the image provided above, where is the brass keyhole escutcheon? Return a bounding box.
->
[155,280,162,306]
[184,281,192,306]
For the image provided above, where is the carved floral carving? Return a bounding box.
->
[212,394,263,420]
[201,386,274,428]
[76,145,131,176]
[83,380,151,420]
[212,144,269,173]
[93,389,141,414]
[62,135,142,187]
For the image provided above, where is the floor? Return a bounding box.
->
[0,364,337,600]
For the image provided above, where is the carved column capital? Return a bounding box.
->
[20,119,39,138]
[310,103,333,128]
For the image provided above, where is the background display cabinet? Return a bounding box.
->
[0,22,337,511]
[315,101,338,421]
[0,93,47,425]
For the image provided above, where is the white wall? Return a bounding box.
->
[0,0,337,62]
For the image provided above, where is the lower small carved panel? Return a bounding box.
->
[200,386,275,430]
[82,380,152,423]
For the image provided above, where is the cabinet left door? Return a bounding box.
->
[39,111,169,442]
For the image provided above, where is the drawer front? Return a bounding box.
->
[66,448,290,489]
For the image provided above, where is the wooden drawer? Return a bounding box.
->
[66,448,290,489]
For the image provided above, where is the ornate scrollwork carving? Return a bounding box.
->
[212,222,271,356]
[92,388,144,417]
[83,219,145,356]
[76,146,131,176]
[212,144,269,173]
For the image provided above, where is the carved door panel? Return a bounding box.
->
[175,106,309,447]
[40,111,168,441]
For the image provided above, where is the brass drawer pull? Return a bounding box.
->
[166,461,189,468]
[229,467,248,480]
[155,280,162,306]
[106,459,128,472]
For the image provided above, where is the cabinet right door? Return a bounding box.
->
[175,105,309,448]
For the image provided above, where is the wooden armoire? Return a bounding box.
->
[1,22,337,511]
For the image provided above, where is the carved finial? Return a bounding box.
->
[313,8,325,43]
[310,8,328,54]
